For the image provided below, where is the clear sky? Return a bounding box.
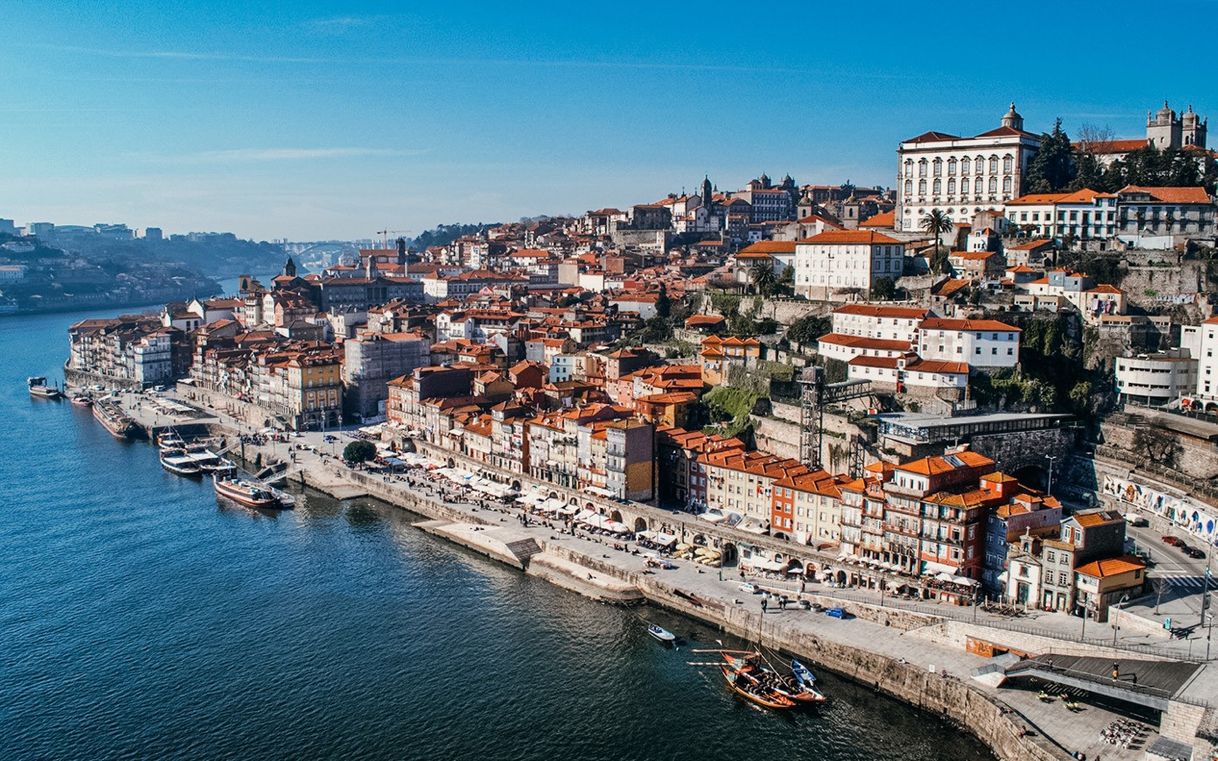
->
[0,1,1211,241]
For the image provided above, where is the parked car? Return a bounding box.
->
[1162,535,1183,546]
[824,607,851,619]
[739,582,760,595]
[1184,546,1207,560]
[1124,514,1149,527]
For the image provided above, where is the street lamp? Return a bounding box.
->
[1112,593,1129,647]
[1045,454,1057,496]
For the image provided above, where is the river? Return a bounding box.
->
[0,305,993,760]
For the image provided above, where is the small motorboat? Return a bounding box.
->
[213,475,281,509]
[647,624,676,643]
[69,394,93,407]
[160,448,204,477]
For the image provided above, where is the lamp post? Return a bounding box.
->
[1045,454,1057,496]
[1112,594,1129,647]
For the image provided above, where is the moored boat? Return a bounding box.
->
[647,624,676,643]
[28,376,62,400]
[93,400,138,439]
[70,394,93,407]
[160,448,204,477]
[721,666,796,710]
[213,475,280,509]
[721,651,827,705]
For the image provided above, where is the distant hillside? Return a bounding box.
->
[43,233,286,277]
[409,223,501,251]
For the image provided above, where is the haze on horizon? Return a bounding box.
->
[0,0,1209,241]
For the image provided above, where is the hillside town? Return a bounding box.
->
[64,102,1218,712]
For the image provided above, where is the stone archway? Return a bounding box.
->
[610,509,623,524]
[719,542,738,566]
[548,491,559,499]
[446,457,456,469]
[835,570,847,586]
[510,480,521,491]
[633,517,648,533]
[692,533,707,546]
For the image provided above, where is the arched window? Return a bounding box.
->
[918,159,928,177]
[988,176,998,194]
[975,176,984,194]
[960,177,969,195]
[948,158,957,175]
[904,179,912,196]
[988,156,999,174]
[918,179,927,195]
[933,158,942,176]
[933,178,942,195]
[1002,176,1012,194]
[948,178,956,194]
[904,159,913,176]
[961,157,971,174]
[1003,154,1014,173]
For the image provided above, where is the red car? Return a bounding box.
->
[1162,535,1183,546]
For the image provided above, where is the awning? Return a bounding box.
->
[697,511,726,524]
[738,518,768,535]
[923,561,959,576]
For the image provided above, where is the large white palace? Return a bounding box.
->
[895,104,1042,232]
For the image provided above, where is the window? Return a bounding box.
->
[1003,176,1012,194]
[988,177,997,194]
[948,178,956,194]
[904,179,912,196]
[933,179,941,195]
[961,157,971,174]
[918,159,927,177]
[948,158,957,175]
[933,158,942,176]
[1003,155,1013,173]
[918,179,926,195]
[960,178,969,195]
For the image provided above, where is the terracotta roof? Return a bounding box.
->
[1074,556,1146,579]
[834,304,928,320]
[738,240,798,255]
[919,317,1020,333]
[801,230,901,245]
[896,450,994,476]
[1008,239,1054,251]
[859,210,896,229]
[1118,185,1211,204]
[1072,138,1149,154]
[903,130,960,144]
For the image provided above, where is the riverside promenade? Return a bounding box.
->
[110,391,1216,761]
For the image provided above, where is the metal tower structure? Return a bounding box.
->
[798,366,873,471]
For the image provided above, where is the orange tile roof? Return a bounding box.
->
[818,333,911,352]
[738,240,798,255]
[1119,185,1211,204]
[1075,556,1146,579]
[859,210,896,229]
[919,317,1020,333]
[834,304,928,320]
[801,230,901,245]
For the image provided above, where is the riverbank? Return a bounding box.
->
[98,389,1215,761]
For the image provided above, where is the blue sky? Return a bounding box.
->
[0,1,1211,240]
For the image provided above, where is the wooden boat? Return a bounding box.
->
[69,394,93,407]
[213,475,280,509]
[721,666,796,710]
[647,624,676,643]
[93,400,137,439]
[28,376,62,400]
[722,651,827,705]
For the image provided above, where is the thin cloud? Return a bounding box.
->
[19,42,916,78]
[155,147,429,163]
[305,15,379,32]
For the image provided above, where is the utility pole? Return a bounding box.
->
[1045,454,1057,496]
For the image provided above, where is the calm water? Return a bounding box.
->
[0,308,993,760]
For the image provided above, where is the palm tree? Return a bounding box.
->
[749,260,777,296]
[921,209,954,274]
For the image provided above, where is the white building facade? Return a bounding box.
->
[793,230,905,299]
[896,104,1041,232]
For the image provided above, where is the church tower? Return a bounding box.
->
[282,256,297,278]
[1182,104,1208,148]
[701,175,713,204]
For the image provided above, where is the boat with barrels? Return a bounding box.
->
[213,475,280,509]
[720,651,827,705]
[720,665,796,710]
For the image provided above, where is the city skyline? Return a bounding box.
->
[0,1,1211,239]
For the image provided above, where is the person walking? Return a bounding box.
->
[761,597,768,614]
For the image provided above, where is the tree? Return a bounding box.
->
[1132,427,1182,470]
[871,276,897,300]
[749,260,777,296]
[1026,119,1075,193]
[343,440,377,464]
[786,313,831,346]
[921,209,953,274]
[778,264,795,295]
[655,283,671,319]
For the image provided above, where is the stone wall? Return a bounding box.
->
[1100,418,1218,480]
[64,365,143,392]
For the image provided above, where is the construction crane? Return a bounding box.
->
[375,229,411,249]
[798,366,874,474]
